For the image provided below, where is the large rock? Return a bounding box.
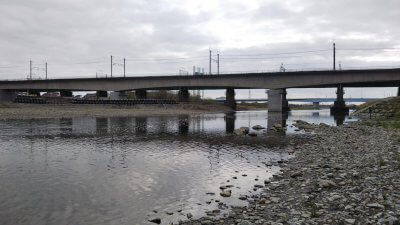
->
[252,125,265,130]
[220,190,232,197]
[234,127,249,135]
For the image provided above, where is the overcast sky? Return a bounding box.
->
[0,0,399,98]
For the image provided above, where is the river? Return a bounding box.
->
[0,109,356,225]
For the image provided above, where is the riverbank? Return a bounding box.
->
[0,103,233,119]
[180,122,400,224]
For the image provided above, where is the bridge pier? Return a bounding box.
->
[60,90,73,97]
[110,91,128,100]
[135,90,147,99]
[268,89,289,112]
[313,102,320,109]
[178,88,190,102]
[331,85,349,113]
[96,91,108,99]
[225,88,236,110]
[0,90,17,102]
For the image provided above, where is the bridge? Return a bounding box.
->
[0,68,399,112]
[216,97,377,103]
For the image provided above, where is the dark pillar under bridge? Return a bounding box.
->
[135,90,147,99]
[331,85,349,113]
[225,88,236,110]
[178,88,190,102]
[96,91,108,98]
[0,90,17,102]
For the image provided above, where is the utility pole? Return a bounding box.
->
[45,62,48,80]
[333,43,336,71]
[217,53,220,75]
[209,49,212,75]
[29,59,32,80]
[110,55,113,78]
[123,58,126,77]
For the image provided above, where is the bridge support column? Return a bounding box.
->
[135,90,147,99]
[0,90,17,102]
[281,88,290,112]
[331,85,349,113]
[178,88,190,102]
[225,88,236,110]
[268,89,289,112]
[60,90,73,97]
[110,91,128,100]
[313,102,320,109]
[397,87,400,97]
[96,91,108,99]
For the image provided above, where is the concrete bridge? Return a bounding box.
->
[0,68,399,112]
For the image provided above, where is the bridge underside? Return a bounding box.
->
[0,69,399,92]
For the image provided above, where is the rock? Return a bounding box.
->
[234,127,249,135]
[238,195,247,200]
[318,179,337,188]
[220,185,234,190]
[290,171,303,178]
[220,190,232,197]
[366,203,385,209]
[252,125,265,130]
[148,218,161,224]
[270,197,280,203]
[238,220,252,225]
[186,213,193,219]
[344,218,356,224]
[248,132,257,137]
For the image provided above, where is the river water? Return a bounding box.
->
[0,109,355,225]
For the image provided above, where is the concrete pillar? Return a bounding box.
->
[96,91,108,98]
[225,112,236,134]
[268,89,283,112]
[110,91,128,100]
[281,88,290,112]
[60,90,73,97]
[0,90,17,102]
[313,102,320,108]
[135,90,147,99]
[225,88,236,110]
[331,85,349,113]
[178,88,190,102]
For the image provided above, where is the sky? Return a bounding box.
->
[0,0,400,99]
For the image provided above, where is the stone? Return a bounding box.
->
[238,195,247,200]
[187,213,193,219]
[318,179,337,188]
[252,125,265,130]
[220,190,232,197]
[344,219,356,224]
[148,218,161,224]
[290,171,303,178]
[366,203,385,209]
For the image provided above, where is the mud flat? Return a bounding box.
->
[180,121,400,225]
[0,103,233,120]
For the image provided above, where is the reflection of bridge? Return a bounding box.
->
[0,68,399,112]
[216,98,377,103]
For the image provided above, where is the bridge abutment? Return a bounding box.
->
[0,90,17,102]
[225,88,236,110]
[268,89,289,112]
[135,90,147,99]
[60,90,73,97]
[178,88,190,102]
[331,85,349,113]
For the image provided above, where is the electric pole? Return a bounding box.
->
[29,60,32,80]
[110,55,113,78]
[333,43,336,71]
[217,53,220,75]
[45,62,48,80]
[209,49,212,75]
[123,58,126,77]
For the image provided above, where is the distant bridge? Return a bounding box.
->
[216,98,378,103]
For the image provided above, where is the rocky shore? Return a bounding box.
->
[179,121,400,225]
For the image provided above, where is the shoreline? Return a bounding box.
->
[0,103,234,120]
[180,121,400,225]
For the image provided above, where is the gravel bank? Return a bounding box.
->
[180,122,400,225]
[0,103,233,119]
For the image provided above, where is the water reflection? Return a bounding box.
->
[0,109,357,225]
